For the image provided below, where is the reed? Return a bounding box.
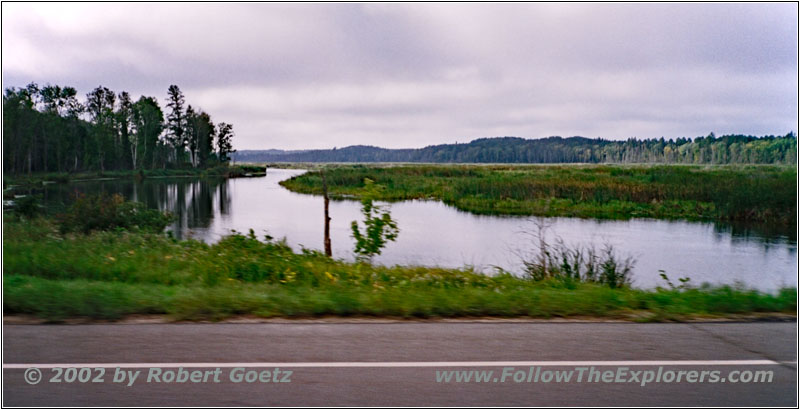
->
[280,164,796,225]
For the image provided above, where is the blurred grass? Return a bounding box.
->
[3,217,795,322]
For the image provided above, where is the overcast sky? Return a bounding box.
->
[2,3,797,150]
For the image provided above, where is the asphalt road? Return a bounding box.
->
[3,321,797,406]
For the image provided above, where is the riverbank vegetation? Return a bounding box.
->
[280,164,796,225]
[3,164,265,189]
[3,214,795,322]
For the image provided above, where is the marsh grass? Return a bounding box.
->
[518,219,634,289]
[280,164,796,225]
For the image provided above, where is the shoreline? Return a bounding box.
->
[3,164,267,188]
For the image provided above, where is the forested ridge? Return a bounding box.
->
[3,83,236,174]
[236,134,796,164]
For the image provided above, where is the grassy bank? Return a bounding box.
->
[279,164,796,225]
[3,164,265,188]
[3,217,795,322]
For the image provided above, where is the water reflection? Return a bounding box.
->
[20,169,798,291]
[27,177,231,239]
[711,220,796,248]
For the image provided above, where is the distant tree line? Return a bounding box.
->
[236,134,796,165]
[3,83,236,174]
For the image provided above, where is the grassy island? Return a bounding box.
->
[280,164,796,225]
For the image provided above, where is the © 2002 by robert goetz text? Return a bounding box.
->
[23,367,293,386]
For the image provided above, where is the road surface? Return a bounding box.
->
[3,321,796,406]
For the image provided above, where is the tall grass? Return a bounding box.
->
[518,218,634,288]
[280,164,796,225]
[2,217,796,321]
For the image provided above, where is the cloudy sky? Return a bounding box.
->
[2,3,797,150]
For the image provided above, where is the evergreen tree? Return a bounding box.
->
[165,85,186,166]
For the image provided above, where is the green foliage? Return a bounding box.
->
[216,122,235,163]
[350,179,399,261]
[281,164,796,225]
[11,195,42,219]
[658,271,692,291]
[3,82,235,174]
[185,109,215,168]
[2,217,795,321]
[131,96,164,169]
[56,193,173,234]
[6,273,795,322]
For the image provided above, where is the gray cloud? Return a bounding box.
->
[2,3,796,149]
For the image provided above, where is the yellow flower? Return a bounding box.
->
[281,269,297,283]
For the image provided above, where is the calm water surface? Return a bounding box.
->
[27,169,797,291]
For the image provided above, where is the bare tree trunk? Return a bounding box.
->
[322,169,332,257]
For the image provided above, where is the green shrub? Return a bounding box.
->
[11,195,42,219]
[351,179,399,262]
[56,192,173,234]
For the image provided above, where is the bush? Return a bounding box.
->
[351,179,399,262]
[57,192,173,234]
[12,195,42,219]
